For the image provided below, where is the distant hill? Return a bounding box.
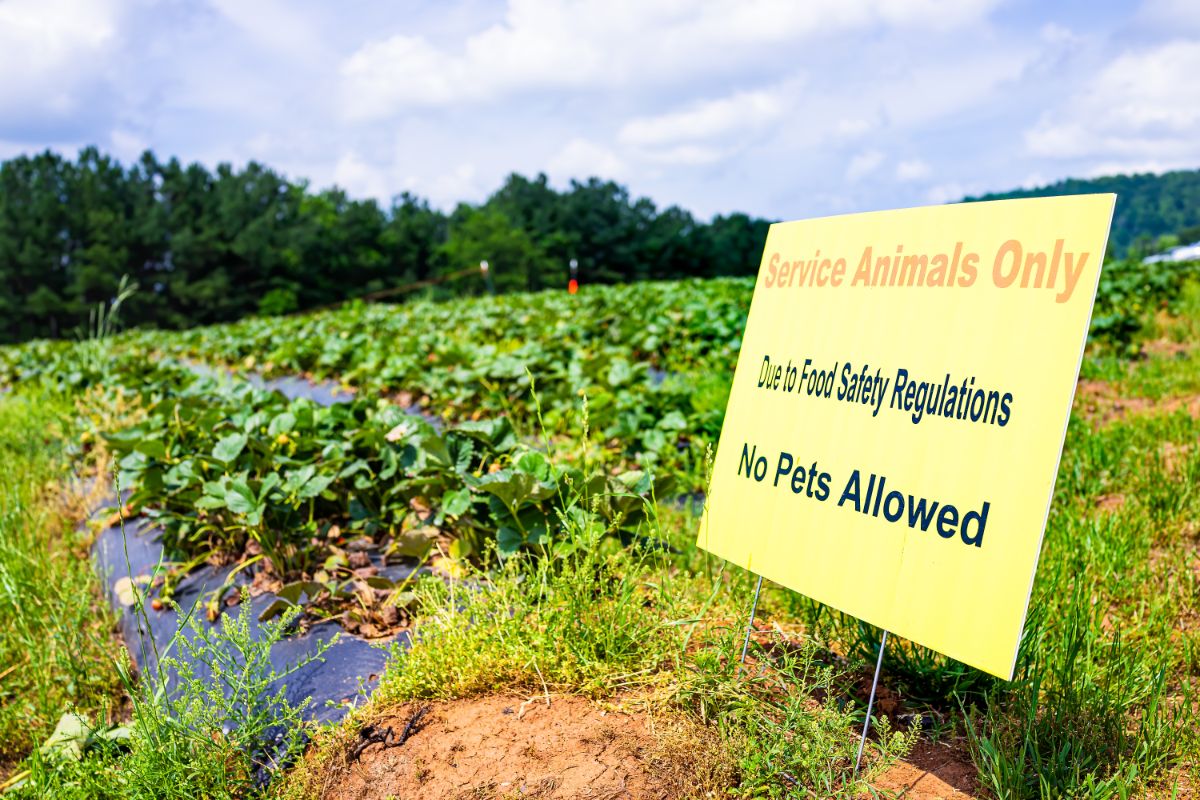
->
[965,169,1200,258]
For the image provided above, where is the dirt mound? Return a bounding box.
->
[321,696,702,800]
[316,694,983,799]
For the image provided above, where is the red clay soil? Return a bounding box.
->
[317,693,985,800]
[873,740,981,799]
[1075,380,1200,427]
[1095,493,1127,514]
[322,696,685,800]
[1141,338,1195,358]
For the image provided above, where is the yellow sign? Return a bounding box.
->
[698,195,1115,679]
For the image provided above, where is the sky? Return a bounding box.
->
[1,0,1198,221]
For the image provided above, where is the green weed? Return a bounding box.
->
[14,596,330,800]
[0,391,120,764]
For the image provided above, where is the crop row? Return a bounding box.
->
[0,350,660,632]
[0,279,753,490]
[130,278,753,487]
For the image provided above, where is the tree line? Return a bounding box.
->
[967,168,1200,258]
[0,148,771,343]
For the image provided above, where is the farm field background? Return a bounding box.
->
[6,0,1200,794]
[1,247,1199,798]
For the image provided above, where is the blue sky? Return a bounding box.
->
[1,0,1197,220]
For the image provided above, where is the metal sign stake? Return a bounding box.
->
[853,629,889,781]
[737,575,765,679]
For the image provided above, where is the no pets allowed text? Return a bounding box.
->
[736,442,990,548]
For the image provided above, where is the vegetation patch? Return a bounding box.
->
[2,261,1198,797]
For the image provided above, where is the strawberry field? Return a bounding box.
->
[2,267,1199,799]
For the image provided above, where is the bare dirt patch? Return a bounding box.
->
[1141,338,1195,358]
[1161,441,1195,475]
[1095,493,1127,514]
[873,739,981,799]
[1074,380,1200,427]
[319,696,728,800]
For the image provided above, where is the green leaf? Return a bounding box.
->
[385,527,437,559]
[212,432,248,464]
[497,526,523,555]
[442,487,472,517]
[391,590,418,608]
[258,598,294,622]
[448,536,474,560]
[337,459,370,480]
[515,450,551,480]
[452,418,518,452]
[267,412,297,436]
[134,439,168,459]
[225,478,259,516]
[259,471,282,497]
[616,469,653,495]
[607,358,633,387]
[476,469,552,511]
[39,712,90,764]
[365,576,395,590]
[297,473,334,499]
[658,410,688,431]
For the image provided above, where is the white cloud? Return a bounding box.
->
[926,181,974,204]
[110,128,147,160]
[835,118,874,137]
[1019,172,1048,189]
[4,0,1192,226]
[1084,159,1194,177]
[1039,23,1079,45]
[642,144,726,166]
[846,150,885,181]
[206,0,326,57]
[895,159,931,181]
[0,0,124,119]
[339,35,463,115]
[333,150,391,199]
[548,138,626,181]
[423,162,488,208]
[337,0,1000,120]
[618,90,785,148]
[1025,40,1200,164]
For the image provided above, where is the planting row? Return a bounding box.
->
[4,263,1198,490]
[2,349,661,633]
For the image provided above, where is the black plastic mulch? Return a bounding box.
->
[89,366,420,725]
[90,507,414,724]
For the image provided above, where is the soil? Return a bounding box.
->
[318,693,987,800]
[1095,493,1127,514]
[322,696,687,800]
[873,740,981,799]
[1161,440,1194,474]
[1074,379,1200,427]
[1141,337,1194,358]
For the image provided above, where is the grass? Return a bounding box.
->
[2,384,329,799]
[0,389,121,767]
[3,278,1199,798]
[14,597,329,800]
[282,484,921,799]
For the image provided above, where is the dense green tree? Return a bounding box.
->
[439,206,551,293]
[0,148,779,342]
[8,147,1200,345]
[383,192,448,285]
[967,169,1200,257]
[698,213,773,277]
